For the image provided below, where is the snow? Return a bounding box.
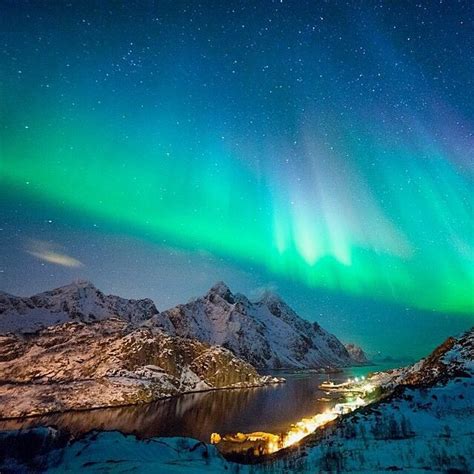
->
[0,429,229,473]
[0,318,281,418]
[0,280,364,370]
[0,328,472,473]
[2,371,473,474]
[0,281,158,334]
[150,282,359,369]
[263,328,474,472]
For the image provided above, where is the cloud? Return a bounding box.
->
[25,240,84,268]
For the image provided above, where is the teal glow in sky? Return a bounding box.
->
[0,1,473,356]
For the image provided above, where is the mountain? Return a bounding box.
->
[369,353,415,364]
[264,328,474,472]
[373,328,474,388]
[2,330,472,473]
[149,282,358,369]
[0,280,158,334]
[0,318,280,418]
[344,343,370,364]
[0,280,365,370]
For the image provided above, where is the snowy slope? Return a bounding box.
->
[150,282,357,369]
[0,280,364,370]
[0,331,472,473]
[368,328,474,390]
[0,280,158,334]
[264,327,474,472]
[2,368,472,472]
[0,428,230,474]
[0,318,280,418]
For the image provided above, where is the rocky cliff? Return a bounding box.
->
[0,318,279,418]
[344,343,370,364]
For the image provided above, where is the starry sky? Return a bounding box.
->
[1,1,473,358]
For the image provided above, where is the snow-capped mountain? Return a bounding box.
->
[0,318,280,418]
[0,280,365,370]
[0,280,158,334]
[375,327,474,389]
[150,282,358,369]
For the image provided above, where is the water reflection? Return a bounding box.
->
[0,366,392,441]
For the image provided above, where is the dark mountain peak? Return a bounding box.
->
[206,281,235,304]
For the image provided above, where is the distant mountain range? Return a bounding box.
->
[0,280,367,370]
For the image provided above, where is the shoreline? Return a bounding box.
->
[0,376,285,422]
[1,364,384,422]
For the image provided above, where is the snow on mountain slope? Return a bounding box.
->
[0,428,230,474]
[1,330,472,473]
[150,282,357,369]
[368,328,474,390]
[395,329,474,385]
[0,280,158,334]
[0,280,364,370]
[263,328,474,473]
[0,318,280,418]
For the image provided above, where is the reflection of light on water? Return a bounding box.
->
[211,377,378,456]
[210,410,338,455]
[280,411,337,450]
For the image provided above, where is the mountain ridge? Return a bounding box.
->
[1,328,472,472]
[0,318,280,418]
[150,282,362,369]
[0,280,366,369]
[0,280,158,334]
[266,327,474,472]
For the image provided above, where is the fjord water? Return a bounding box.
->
[0,364,399,441]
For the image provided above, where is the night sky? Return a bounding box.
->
[1,1,473,358]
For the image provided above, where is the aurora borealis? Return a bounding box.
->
[1,1,473,355]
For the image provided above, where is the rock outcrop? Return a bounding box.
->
[344,343,370,364]
[0,318,280,418]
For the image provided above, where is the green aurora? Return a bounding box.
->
[1,1,473,316]
[2,121,473,313]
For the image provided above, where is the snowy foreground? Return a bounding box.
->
[1,329,472,473]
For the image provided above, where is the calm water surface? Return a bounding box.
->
[0,363,401,442]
